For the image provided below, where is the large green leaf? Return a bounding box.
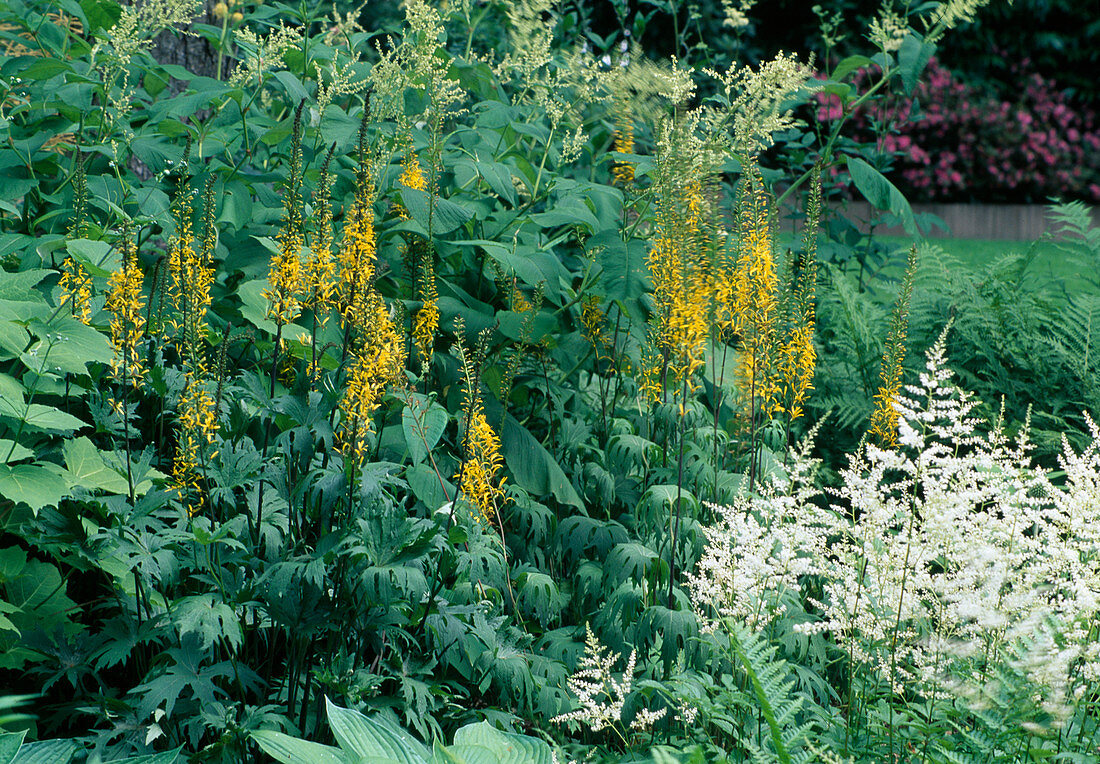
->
[402,394,448,466]
[325,699,430,763]
[24,315,112,376]
[455,240,566,303]
[0,270,50,302]
[236,278,308,339]
[588,229,648,313]
[500,416,583,509]
[11,738,80,764]
[63,437,130,494]
[251,732,353,764]
[450,722,554,764]
[0,464,70,512]
[0,440,33,465]
[845,156,918,237]
[0,304,30,358]
[0,400,86,433]
[0,731,26,764]
[897,34,936,96]
[400,188,474,236]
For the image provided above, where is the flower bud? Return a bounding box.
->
[231,11,243,21]
[213,2,227,18]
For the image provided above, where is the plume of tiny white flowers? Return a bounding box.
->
[551,624,666,737]
[692,326,1100,730]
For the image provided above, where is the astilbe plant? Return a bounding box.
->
[691,327,1100,758]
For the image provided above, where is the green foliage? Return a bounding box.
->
[0,0,1095,760]
[252,698,555,764]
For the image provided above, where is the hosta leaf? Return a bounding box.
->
[451,722,554,764]
[325,699,430,763]
[251,731,353,764]
[0,269,49,302]
[11,738,80,764]
[430,743,469,764]
[0,731,26,764]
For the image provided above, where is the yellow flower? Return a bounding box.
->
[870,246,918,447]
[58,257,93,324]
[105,245,147,389]
[643,174,711,400]
[172,371,218,515]
[412,293,439,372]
[611,103,635,186]
[337,291,407,464]
[264,103,306,327]
[399,149,427,192]
[456,406,505,524]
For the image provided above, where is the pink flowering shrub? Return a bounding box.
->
[818,57,1100,204]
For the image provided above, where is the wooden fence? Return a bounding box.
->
[839,201,1100,240]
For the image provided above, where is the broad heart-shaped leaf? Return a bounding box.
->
[11,737,80,764]
[0,269,50,302]
[23,315,112,376]
[452,240,567,304]
[399,188,474,236]
[451,722,554,764]
[845,157,918,237]
[402,393,448,466]
[0,440,33,465]
[0,464,70,512]
[325,698,431,763]
[65,238,117,277]
[500,415,583,510]
[62,437,130,494]
[0,731,26,764]
[0,399,85,434]
[0,306,30,359]
[236,278,309,339]
[251,731,353,764]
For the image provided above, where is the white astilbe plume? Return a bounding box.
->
[692,326,1100,732]
[688,430,835,630]
[551,624,666,736]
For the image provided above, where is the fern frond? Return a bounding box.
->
[1048,200,1100,284]
[729,623,824,764]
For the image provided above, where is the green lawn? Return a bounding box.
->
[873,235,1090,293]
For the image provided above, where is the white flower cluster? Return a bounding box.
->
[551,624,666,736]
[692,328,1100,728]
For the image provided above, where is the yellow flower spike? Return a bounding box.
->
[456,406,506,525]
[105,243,147,389]
[58,257,93,325]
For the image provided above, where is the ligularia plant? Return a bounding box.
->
[692,327,1100,749]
